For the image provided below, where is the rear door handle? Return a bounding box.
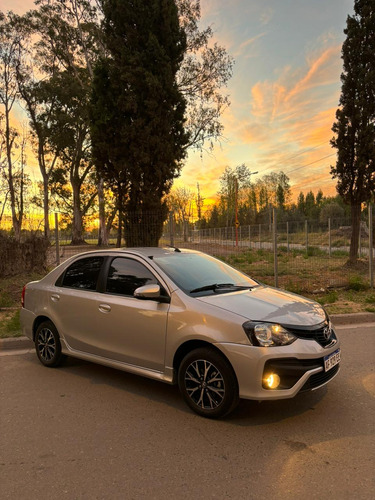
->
[99,304,111,313]
[51,294,60,302]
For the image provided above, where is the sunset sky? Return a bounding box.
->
[2,0,354,209]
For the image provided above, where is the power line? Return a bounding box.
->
[285,153,336,175]
[258,141,330,173]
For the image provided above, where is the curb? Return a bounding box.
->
[1,312,374,351]
[331,311,375,325]
[0,337,33,351]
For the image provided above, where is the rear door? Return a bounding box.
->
[50,256,106,353]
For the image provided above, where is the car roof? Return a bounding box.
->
[69,246,200,260]
[123,247,198,258]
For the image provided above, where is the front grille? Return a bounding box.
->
[286,321,337,348]
[300,364,340,392]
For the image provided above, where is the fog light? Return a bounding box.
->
[264,373,280,389]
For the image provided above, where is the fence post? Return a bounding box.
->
[55,213,60,266]
[305,220,308,253]
[286,221,289,253]
[248,225,251,249]
[328,217,331,257]
[259,224,261,249]
[273,208,278,288]
[369,203,373,289]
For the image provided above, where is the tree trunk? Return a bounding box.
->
[97,177,109,247]
[5,114,21,241]
[116,210,122,248]
[116,184,123,248]
[42,173,50,240]
[124,208,167,247]
[71,183,86,245]
[349,202,361,264]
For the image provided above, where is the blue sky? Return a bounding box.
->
[3,0,355,207]
[177,0,354,206]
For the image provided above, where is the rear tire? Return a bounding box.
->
[178,347,239,418]
[35,320,65,367]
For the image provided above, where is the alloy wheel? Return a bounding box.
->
[184,359,225,410]
[37,328,56,362]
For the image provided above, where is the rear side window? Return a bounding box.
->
[61,257,104,291]
[106,257,158,296]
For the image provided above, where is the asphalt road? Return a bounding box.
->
[1,323,374,500]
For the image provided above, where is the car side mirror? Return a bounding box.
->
[134,284,170,303]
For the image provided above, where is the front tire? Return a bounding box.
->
[35,320,65,367]
[178,347,239,418]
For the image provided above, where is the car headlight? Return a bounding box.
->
[243,321,297,347]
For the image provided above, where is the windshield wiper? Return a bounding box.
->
[190,283,251,294]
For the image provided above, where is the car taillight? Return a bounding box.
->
[21,285,26,308]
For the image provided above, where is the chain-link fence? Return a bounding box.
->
[1,206,374,292]
[163,208,374,292]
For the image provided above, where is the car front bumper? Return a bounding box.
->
[215,337,341,400]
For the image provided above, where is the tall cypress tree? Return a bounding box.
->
[91,0,188,246]
[331,0,375,264]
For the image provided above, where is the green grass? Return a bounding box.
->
[0,290,14,308]
[0,309,22,338]
[0,272,44,339]
[365,293,375,304]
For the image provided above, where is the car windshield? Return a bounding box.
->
[153,252,258,295]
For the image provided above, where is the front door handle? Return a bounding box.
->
[99,304,111,313]
[51,294,60,302]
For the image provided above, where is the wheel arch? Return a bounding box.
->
[32,316,53,342]
[173,340,237,380]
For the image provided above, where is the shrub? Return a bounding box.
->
[317,291,338,305]
[347,274,369,291]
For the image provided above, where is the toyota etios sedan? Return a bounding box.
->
[21,247,340,418]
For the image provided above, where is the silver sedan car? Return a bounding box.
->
[21,247,341,418]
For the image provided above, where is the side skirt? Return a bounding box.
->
[60,339,175,384]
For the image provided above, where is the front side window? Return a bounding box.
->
[61,257,104,291]
[106,258,158,296]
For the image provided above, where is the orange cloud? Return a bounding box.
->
[286,46,342,103]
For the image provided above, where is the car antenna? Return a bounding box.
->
[166,245,181,253]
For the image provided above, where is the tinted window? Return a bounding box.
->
[61,257,104,291]
[154,252,258,294]
[106,258,158,296]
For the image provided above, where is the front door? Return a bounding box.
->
[90,256,169,371]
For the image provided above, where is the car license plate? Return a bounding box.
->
[324,349,341,372]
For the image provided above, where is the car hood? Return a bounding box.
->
[196,286,326,327]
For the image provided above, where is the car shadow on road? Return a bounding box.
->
[227,388,327,426]
[54,355,329,424]
[61,355,186,410]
